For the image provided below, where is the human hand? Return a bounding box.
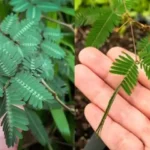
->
[75,47,150,150]
[0,119,17,150]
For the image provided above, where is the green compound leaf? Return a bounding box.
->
[0,35,22,76]
[86,8,120,47]
[41,40,65,59]
[139,51,150,79]
[12,0,29,12]
[96,53,139,133]
[2,88,29,147]
[75,7,102,27]
[10,18,38,41]
[10,72,55,109]
[26,5,42,21]
[25,107,50,146]
[37,2,60,12]
[0,13,18,34]
[43,27,63,42]
[137,35,150,52]
[110,53,138,95]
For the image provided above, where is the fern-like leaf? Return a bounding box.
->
[2,88,29,147]
[41,40,65,59]
[86,8,120,47]
[137,35,150,52]
[23,54,43,76]
[112,0,137,15]
[43,27,63,42]
[19,32,42,56]
[26,5,42,21]
[139,51,150,79]
[10,72,55,109]
[0,14,18,34]
[25,107,50,146]
[36,2,60,12]
[12,0,29,12]
[0,39,22,76]
[10,18,38,41]
[110,53,138,95]
[75,7,101,27]
[96,53,138,133]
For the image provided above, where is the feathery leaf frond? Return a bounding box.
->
[110,53,138,95]
[41,40,65,59]
[2,88,29,147]
[137,36,150,52]
[75,7,102,27]
[10,72,55,109]
[0,14,18,34]
[86,8,120,47]
[139,51,150,79]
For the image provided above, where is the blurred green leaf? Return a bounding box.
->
[75,0,82,10]
[50,108,72,143]
[61,7,75,16]
[25,108,50,146]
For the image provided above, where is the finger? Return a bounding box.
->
[75,64,150,148]
[79,47,150,118]
[0,127,17,150]
[85,103,144,150]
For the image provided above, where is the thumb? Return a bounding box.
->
[0,127,18,150]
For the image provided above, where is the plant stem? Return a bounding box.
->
[116,19,130,32]
[130,21,137,61]
[123,0,128,13]
[96,84,121,134]
[42,15,74,33]
[41,79,75,115]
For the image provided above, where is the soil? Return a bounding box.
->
[75,25,147,150]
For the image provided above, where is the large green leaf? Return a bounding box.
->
[50,108,72,143]
[25,107,50,146]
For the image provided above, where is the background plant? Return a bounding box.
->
[0,0,74,149]
[76,0,150,136]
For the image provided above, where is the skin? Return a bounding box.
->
[75,47,150,150]
[0,119,17,150]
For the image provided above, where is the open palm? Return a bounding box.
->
[75,47,150,150]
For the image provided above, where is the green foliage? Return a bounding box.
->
[0,0,74,148]
[110,53,138,95]
[75,7,102,27]
[76,0,142,48]
[86,8,120,47]
[51,108,72,143]
[76,0,137,47]
[25,108,50,146]
[79,0,150,137]
[137,35,150,79]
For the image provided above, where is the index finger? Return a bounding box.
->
[0,127,17,150]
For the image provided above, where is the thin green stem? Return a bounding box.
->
[130,21,137,61]
[96,84,121,134]
[42,15,74,33]
[41,79,75,115]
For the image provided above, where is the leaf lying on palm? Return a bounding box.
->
[96,53,139,133]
